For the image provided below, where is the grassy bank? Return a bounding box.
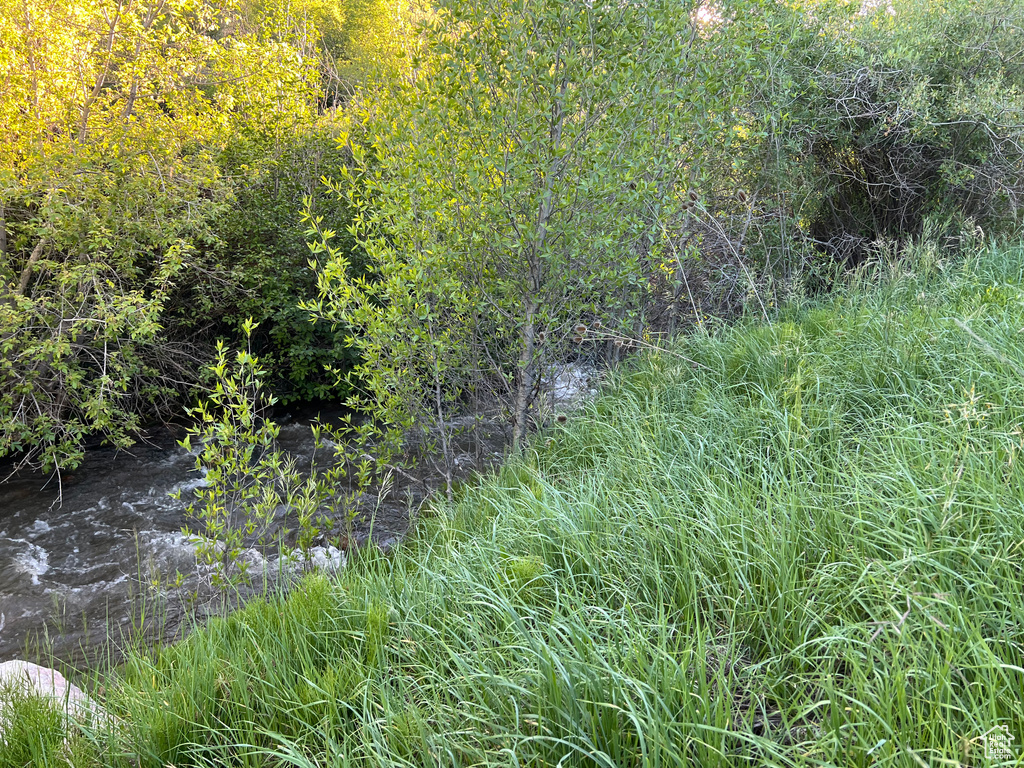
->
[4,243,1024,767]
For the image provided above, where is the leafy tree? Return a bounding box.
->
[307,0,761,461]
[176,321,332,594]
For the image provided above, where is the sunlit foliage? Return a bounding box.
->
[0,0,326,473]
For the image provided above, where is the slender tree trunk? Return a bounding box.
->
[79,3,123,141]
[0,203,7,263]
[121,0,165,120]
[429,326,454,503]
[0,204,11,310]
[17,237,47,297]
[511,67,568,451]
[512,301,538,451]
[470,307,483,461]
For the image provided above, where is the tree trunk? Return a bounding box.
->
[17,237,47,297]
[0,203,7,263]
[0,204,11,309]
[512,302,538,451]
[79,2,124,140]
[429,324,454,503]
[470,307,483,461]
[511,67,568,451]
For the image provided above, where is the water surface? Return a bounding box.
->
[0,416,432,665]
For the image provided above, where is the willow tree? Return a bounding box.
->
[0,0,321,476]
[308,0,758,452]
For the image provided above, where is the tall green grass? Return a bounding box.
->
[5,243,1024,767]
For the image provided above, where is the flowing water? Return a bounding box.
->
[0,366,591,667]
[0,414,497,666]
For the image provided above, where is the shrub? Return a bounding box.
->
[740,0,1024,270]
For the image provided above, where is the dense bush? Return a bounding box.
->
[0,0,269,472]
[169,123,362,404]
[302,0,1024,476]
[0,0,389,473]
[3,0,1021,476]
[307,0,765,475]
[738,0,1024,271]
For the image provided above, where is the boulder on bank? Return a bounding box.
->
[0,660,107,730]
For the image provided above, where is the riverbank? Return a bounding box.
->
[4,242,1024,767]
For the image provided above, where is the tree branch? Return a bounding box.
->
[16,237,48,297]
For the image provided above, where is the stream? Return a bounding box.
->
[0,413,497,666]
[0,365,591,667]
